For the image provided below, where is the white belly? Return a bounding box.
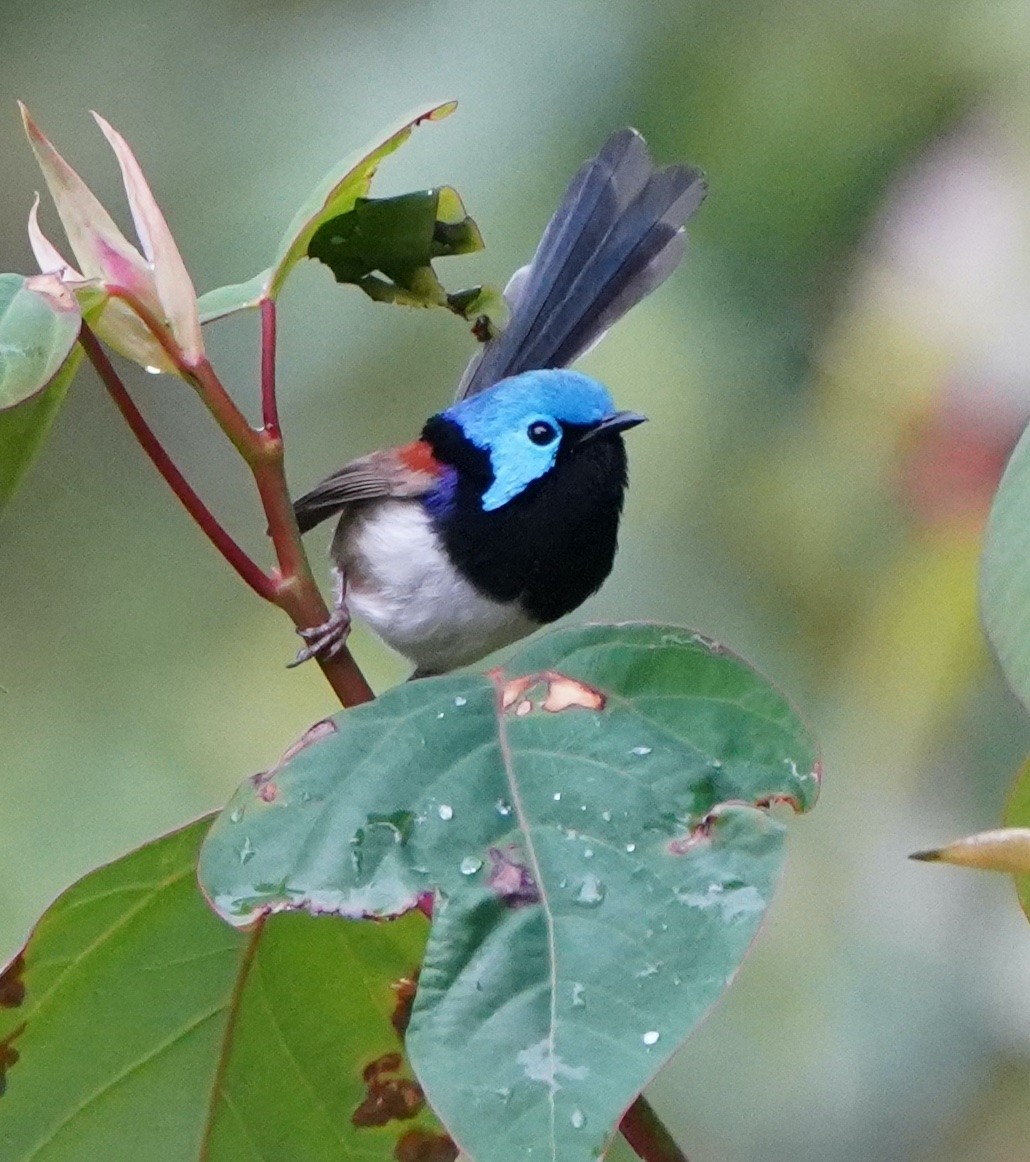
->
[333,500,539,675]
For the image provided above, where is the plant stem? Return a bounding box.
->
[249,300,375,708]
[85,307,374,709]
[260,298,280,437]
[620,1096,690,1162]
[80,325,274,600]
[108,287,263,463]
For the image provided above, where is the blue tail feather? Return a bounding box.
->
[457,129,705,400]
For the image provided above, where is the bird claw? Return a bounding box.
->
[288,606,352,668]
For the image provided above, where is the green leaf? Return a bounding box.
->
[0,818,452,1161]
[0,273,81,412]
[196,271,271,324]
[981,426,1030,710]
[196,100,458,321]
[199,624,820,1162]
[0,269,86,514]
[0,343,82,514]
[308,187,487,314]
[1005,758,1030,922]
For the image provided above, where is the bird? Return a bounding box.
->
[292,128,706,678]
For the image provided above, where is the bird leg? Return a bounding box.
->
[289,567,351,667]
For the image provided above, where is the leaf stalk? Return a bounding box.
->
[620,1096,691,1162]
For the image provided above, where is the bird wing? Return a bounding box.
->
[456,128,706,400]
[293,441,447,534]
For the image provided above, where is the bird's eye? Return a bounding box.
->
[527,421,558,445]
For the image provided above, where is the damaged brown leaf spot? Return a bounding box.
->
[488,845,539,907]
[253,719,337,788]
[391,971,420,1037]
[258,782,279,803]
[352,1052,425,1128]
[0,954,26,1008]
[495,670,606,715]
[669,813,715,856]
[496,673,533,710]
[540,674,604,713]
[395,1128,459,1162]
[755,792,801,812]
[0,1023,25,1097]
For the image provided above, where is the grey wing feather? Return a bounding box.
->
[293,451,430,534]
[457,128,706,399]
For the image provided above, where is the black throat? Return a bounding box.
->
[422,415,629,624]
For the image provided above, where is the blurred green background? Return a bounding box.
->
[3,0,1030,1158]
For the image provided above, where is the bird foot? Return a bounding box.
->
[288,606,352,667]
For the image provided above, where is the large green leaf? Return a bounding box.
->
[0,818,451,1161]
[1004,758,1030,922]
[981,425,1030,710]
[197,101,459,322]
[0,273,80,411]
[200,624,820,1162]
[0,344,82,515]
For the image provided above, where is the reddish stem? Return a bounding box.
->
[80,326,274,601]
[107,287,263,464]
[251,301,374,708]
[260,298,280,437]
[99,294,374,708]
[620,1096,690,1162]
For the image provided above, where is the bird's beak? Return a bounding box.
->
[577,410,648,445]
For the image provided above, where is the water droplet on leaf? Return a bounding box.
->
[553,792,562,801]
[570,1108,586,1129]
[642,1030,660,1046]
[496,799,512,816]
[229,807,244,824]
[454,696,467,707]
[438,804,454,821]
[625,843,636,853]
[631,746,652,757]
[460,856,483,876]
[574,875,605,907]
[238,837,255,865]
[571,982,586,1007]
[601,810,612,823]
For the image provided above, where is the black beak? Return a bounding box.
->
[577,410,648,445]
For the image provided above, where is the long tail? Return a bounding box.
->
[456,129,706,400]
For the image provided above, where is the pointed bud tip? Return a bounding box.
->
[909,849,942,862]
[18,100,40,137]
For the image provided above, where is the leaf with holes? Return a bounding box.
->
[197,100,462,322]
[0,817,453,1161]
[308,187,502,328]
[199,623,820,1162]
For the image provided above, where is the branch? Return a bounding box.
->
[98,295,375,709]
[80,325,275,600]
[251,299,374,707]
[107,287,263,464]
[620,1096,690,1162]
[260,298,280,437]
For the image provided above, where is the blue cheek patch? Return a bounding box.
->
[479,430,559,511]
